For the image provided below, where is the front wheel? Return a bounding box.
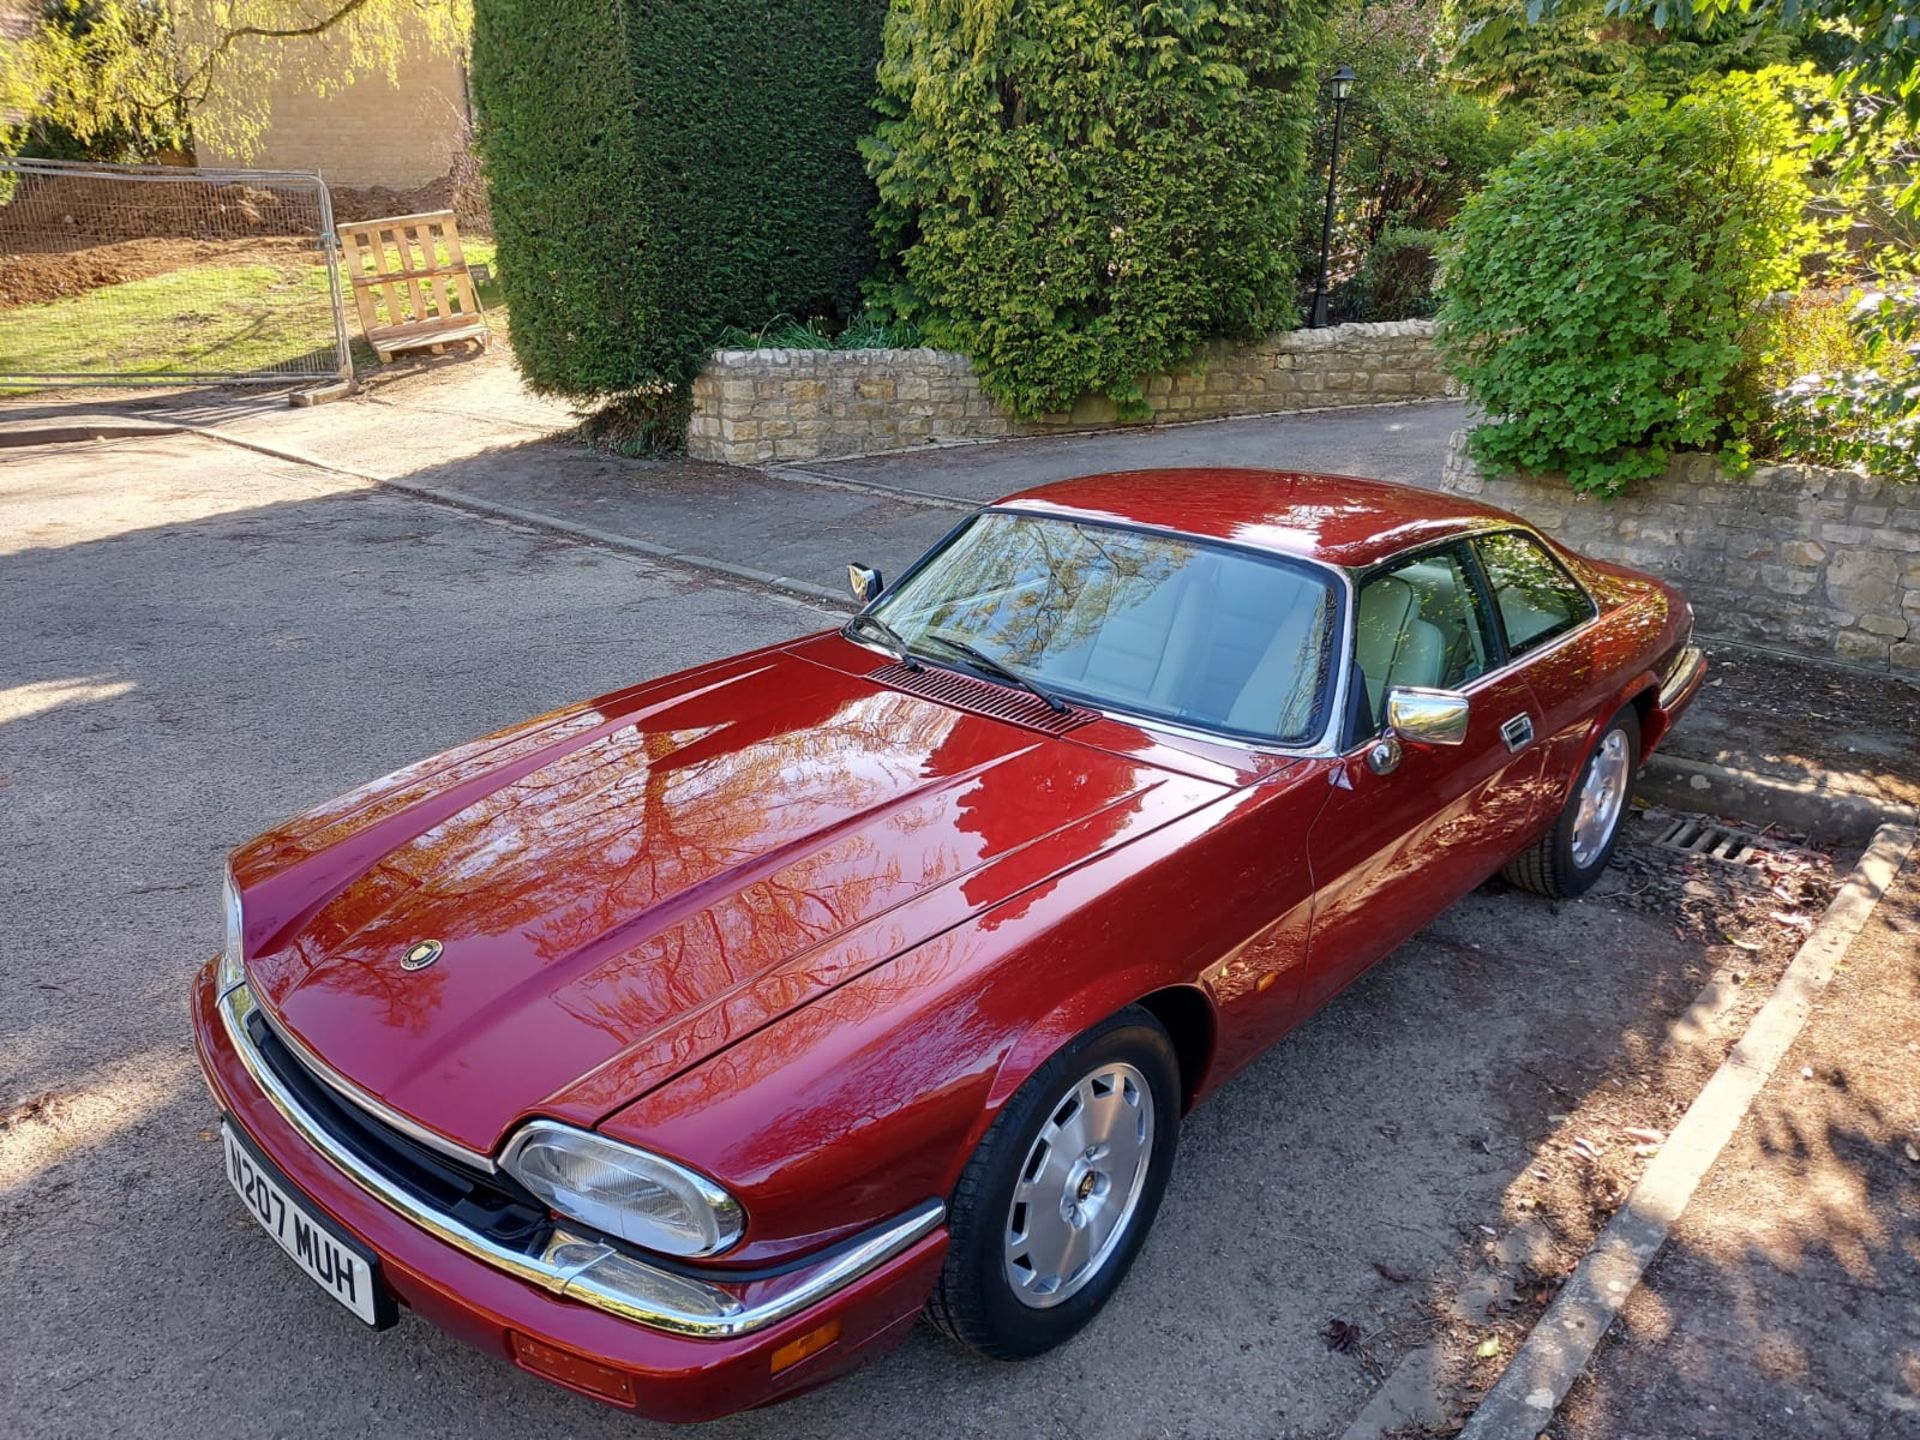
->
[1503,706,1640,899]
[926,1007,1180,1360]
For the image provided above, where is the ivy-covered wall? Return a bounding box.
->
[471,0,888,397]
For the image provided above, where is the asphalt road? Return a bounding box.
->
[2,417,1720,1440]
[372,399,1473,607]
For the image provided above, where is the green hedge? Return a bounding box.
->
[471,0,888,398]
[864,0,1331,419]
[1437,77,1816,494]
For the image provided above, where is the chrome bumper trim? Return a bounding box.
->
[217,982,945,1338]
[1658,644,1706,709]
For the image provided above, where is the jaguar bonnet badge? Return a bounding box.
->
[401,939,444,972]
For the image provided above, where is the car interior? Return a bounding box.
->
[878,518,1593,750]
[1354,553,1491,724]
[1040,548,1335,740]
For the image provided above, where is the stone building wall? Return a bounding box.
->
[688,319,1451,466]
[1440,434,1920,673]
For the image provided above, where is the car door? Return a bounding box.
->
[1302,541,1547,1012]
[1471,530,1606,816]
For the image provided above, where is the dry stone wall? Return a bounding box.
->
[1440,434,1920,674]
[688,320,1451,466]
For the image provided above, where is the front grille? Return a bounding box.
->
[869,661,1097,736]
[244,1009,550,1253]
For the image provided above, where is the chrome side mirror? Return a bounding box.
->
[847,564,884,606]
[1388,685,1471,746]
[1367,686,1471,775]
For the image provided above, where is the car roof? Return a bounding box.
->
[994,467,1529,570]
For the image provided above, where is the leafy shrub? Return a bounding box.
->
[1449,0,1806,125]
[1771,290,1920,482]
[714,311,922,351]
[1436,76,1817,494]
[864,0,1331,419]
[472,0,887,399]
[1355,226,1442,320]
[1293,0,1525,303]
[1758,290,1868,387]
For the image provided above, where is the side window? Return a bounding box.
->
[1354,546,1497,728]
[1474,532,1595,657]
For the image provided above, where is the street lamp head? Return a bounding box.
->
[1328,64,1356,102]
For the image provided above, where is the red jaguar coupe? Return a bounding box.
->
[194,468,1703,1420]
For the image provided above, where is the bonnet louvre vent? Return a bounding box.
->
[869,662,1098,736]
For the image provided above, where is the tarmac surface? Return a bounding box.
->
[2,372,1910,1439]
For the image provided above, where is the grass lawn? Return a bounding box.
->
[0,238,501,391]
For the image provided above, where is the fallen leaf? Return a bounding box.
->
[1904,1141,1918,1164]
[1476,1336,1503,1358]
[1324,1319,1361,1353]
[1373,1261,1413,1284]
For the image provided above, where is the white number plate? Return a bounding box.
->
[223,1122,383,1326]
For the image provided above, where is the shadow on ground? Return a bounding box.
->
[1554,864,1920,1440]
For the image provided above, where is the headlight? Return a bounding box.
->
[500,1120,744,1257]
[216,864,245,994]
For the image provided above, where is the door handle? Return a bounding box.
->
[1501,713,1535,753]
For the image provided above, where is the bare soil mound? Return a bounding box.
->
[0,237,320,309]
[0,174,322,246]
[332,172,491,235]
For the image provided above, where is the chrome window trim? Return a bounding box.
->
[250,989,500,1173]
[1352,525,1604,694]
[217,982,945,1339]
[846,507,1358,761]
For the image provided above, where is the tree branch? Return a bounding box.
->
[183,0,383,92]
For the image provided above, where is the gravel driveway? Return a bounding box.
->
[0,426,1797,1439]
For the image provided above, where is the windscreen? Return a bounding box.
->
[869,512,1339,745]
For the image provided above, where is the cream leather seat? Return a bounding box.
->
[1355,574,1446,720]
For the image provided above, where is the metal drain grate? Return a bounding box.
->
[1655,816,1763,864]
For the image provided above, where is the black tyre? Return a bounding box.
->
[926,1006,1180,1360]
[1503,706,1641,899]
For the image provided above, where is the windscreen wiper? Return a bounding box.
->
[922,632,1069,714]
[845,612,922,670]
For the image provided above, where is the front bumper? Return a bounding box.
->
[191,964,949,1420]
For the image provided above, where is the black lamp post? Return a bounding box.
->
[1309,64,1356,330]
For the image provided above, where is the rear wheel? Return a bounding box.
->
[1504,706,1640,899]
[927,1008,1180,1360]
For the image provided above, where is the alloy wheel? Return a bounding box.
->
[1570,728,1631,868]
[1003,1062,1155,1309]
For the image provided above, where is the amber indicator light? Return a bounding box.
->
[509,1331,639,1406]
[770,1318,842,1375]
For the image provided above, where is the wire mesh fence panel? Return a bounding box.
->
[0,158,351,389]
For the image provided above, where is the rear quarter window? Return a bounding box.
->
[1474,532,1597,657]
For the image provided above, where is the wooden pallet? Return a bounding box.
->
[336,210,491,362]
